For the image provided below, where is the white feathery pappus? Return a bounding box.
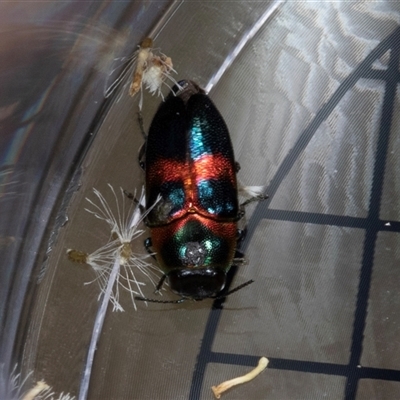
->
[67,185,163,311]
[104,37,180,110]
[2,364,75,400]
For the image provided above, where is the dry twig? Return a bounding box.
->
[211,357,269,399]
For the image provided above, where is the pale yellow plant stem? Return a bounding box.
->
[211,357,269,399]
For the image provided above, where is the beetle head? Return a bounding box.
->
[168,268,226,300]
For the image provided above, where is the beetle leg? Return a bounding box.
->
[137,111,146,169]
[233,229,247,265]
[233,244,246,266]
[211,279,254,300]
[236,228,247,243]
[237,193,269,220]
[137,111,147,139]
[144,237,165,293]
[138,143,146,170]
[155,274,167,293]
[240,193,269,208]
[235,209,245,221]
[233,256,246,266]
[123,190,147,214]
[144,237,158,262]
[135,295,185,304]
[235,161,241,173]
[123,189,135,201]
[144,237,155,256]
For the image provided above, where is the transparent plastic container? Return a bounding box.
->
[1,1,400,399]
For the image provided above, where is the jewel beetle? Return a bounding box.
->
[138,80,264,302]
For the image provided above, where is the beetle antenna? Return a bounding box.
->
[134,296,185,304]
[134,280,254,304]
[155,274,167,292]
[211,279,254,299]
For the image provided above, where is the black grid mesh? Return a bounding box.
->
[190,25,400,400]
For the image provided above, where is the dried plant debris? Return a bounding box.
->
[105,37,180,109]
[67,185,163,311]
[238,184,265,198]
[21,380,74,400]
[3,365,74,400]
[211,357,269,399]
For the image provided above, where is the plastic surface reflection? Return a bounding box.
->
[0,1,169,397]
[1,1,400,400]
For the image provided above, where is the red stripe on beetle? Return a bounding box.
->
[147,154,237,220]
[147,153,236,186]
[193,154,236,184]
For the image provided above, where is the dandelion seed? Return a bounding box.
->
[21,380,50,400]
[129,37,180,110]
[2,364,74,400]
[66,249,88,264]
[21,380,75,400]
[239,185,265,198]
[238,182,268,208]
[105,37,181,110]
[1,364,31,400]
[0,166,20,198]
[67,184,162,311]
